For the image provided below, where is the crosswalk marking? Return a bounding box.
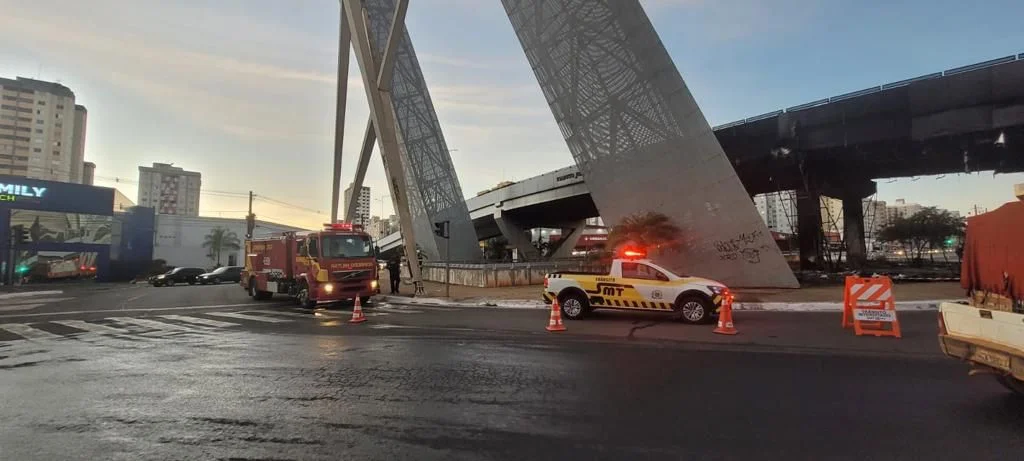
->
[248,309,315,319]
[52,320,129,336]
[108,317,203,333]
[158,315,240,328]
[0,323,62,340]
[207,312,291,323]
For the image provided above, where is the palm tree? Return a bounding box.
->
[202,227,242,266]
[607,211,683,254]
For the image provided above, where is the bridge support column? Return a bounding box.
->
[839,181,877,270]
[493,209,541,261]
[797,189,822,271]
[548,220,586,260]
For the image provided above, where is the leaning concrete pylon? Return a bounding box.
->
[502,0,799,287]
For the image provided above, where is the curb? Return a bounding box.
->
[378,295,963,312]
[0,290,64,300]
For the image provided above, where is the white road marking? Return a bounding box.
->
[0,303,288,320]
[158,315,239,328]
[0,323,62,340]
[108,317,205,333]
[51,320,129,336]
[206,312,292,323]
[0,304,44,312]
[248,309,316,319]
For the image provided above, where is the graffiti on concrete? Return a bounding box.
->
[714,230,771,264]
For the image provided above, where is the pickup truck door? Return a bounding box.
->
[619,262,674,308]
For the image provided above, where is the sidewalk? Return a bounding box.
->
[380,273,965,311]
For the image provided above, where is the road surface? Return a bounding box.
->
[1,283,1021,460]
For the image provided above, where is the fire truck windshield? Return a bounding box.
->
[320,235,373,259]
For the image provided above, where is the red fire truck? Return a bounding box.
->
[241,222,380,307]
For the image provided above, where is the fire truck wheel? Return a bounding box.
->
[296,284,316,309]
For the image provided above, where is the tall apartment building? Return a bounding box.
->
[0,77,88,182]
[343,183,371,227]
[886,199,924,222]
[82,161,95,185]
[753,191,798,235]
[137,163,201,216]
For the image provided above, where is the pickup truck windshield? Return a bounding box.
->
[321,235,373,259]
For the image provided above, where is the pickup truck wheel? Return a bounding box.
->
[675,295,712,324]
[996,375,1024,396]
[559,292,589,320]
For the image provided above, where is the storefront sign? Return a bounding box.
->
[0,183,47,202]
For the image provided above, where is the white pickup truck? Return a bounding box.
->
[543,253,730,323]
[937,197,1024,395]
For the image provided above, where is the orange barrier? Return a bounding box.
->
[713,296,738,335]
[545,297,567,332]
[842,276,900,338]
[349,297,367,324]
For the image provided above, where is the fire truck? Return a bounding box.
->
[241,222,380,308]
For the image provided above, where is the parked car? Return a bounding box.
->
[150,267,205,287]
[198,266,242,285]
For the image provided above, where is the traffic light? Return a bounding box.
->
[16,264,28,275]
[11,225,27,245]
[945,237,956,248]
[433,221,449,239]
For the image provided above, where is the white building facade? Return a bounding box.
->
[344,183,371,227]
[137,163,201,216]
[0,77,87,183]
[153,215,307,269]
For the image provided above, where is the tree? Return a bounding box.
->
[483,237,509,261]
[878,207,964,265]
[607,211,683,254]
[202,227,241,266]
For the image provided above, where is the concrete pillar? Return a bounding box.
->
[838,180,876,269]
[548,220,586,259]
[493,209,541,261]
[797,189,822,270]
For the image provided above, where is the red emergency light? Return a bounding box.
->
[619,247,647,260]
[324,222,363,231]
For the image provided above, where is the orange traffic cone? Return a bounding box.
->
[713,298,738,335]
[546,298,567,332]
[349,296,367,324]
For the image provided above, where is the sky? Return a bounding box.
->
[0,0,1022,229]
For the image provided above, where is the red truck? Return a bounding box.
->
[241,222,380,308]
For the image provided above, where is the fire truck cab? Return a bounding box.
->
[241,222,380,308]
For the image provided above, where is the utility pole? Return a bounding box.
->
[245,191,255,239]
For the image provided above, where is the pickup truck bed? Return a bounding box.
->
[939,302,1024,394]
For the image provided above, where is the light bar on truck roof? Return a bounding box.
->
[324,222,363,231]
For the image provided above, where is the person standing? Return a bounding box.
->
[386,257,401,294]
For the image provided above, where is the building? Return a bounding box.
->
[0,77,86,183]
[367,215,393,239]
[0,174,154,282]
[137,163,201,216]
[153,215,306,269]
[820,196,844,236]
[886,199,924,222]
[753,191,798,234]
[70,105,87,183]
[113,189,136,212]
[343,183,371,227]
[82,161,95,185]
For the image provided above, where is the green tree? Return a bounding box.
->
[607,211,683,254]
[482,237,509,261]
[878,207,964,265]
[202,227,241,266]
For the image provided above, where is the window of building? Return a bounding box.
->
[34,128,42,134]
[56,104,64,110]
[36,109,41,115]
[55,122,62,128]
[33,148,41,153]
[55,113,60,119]
[35,119,43,125]
[37,100,45,106]
[52,151,60,156]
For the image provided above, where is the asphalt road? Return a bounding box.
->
[1,283,1022,460]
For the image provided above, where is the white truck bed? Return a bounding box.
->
[939,302,1024,380]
